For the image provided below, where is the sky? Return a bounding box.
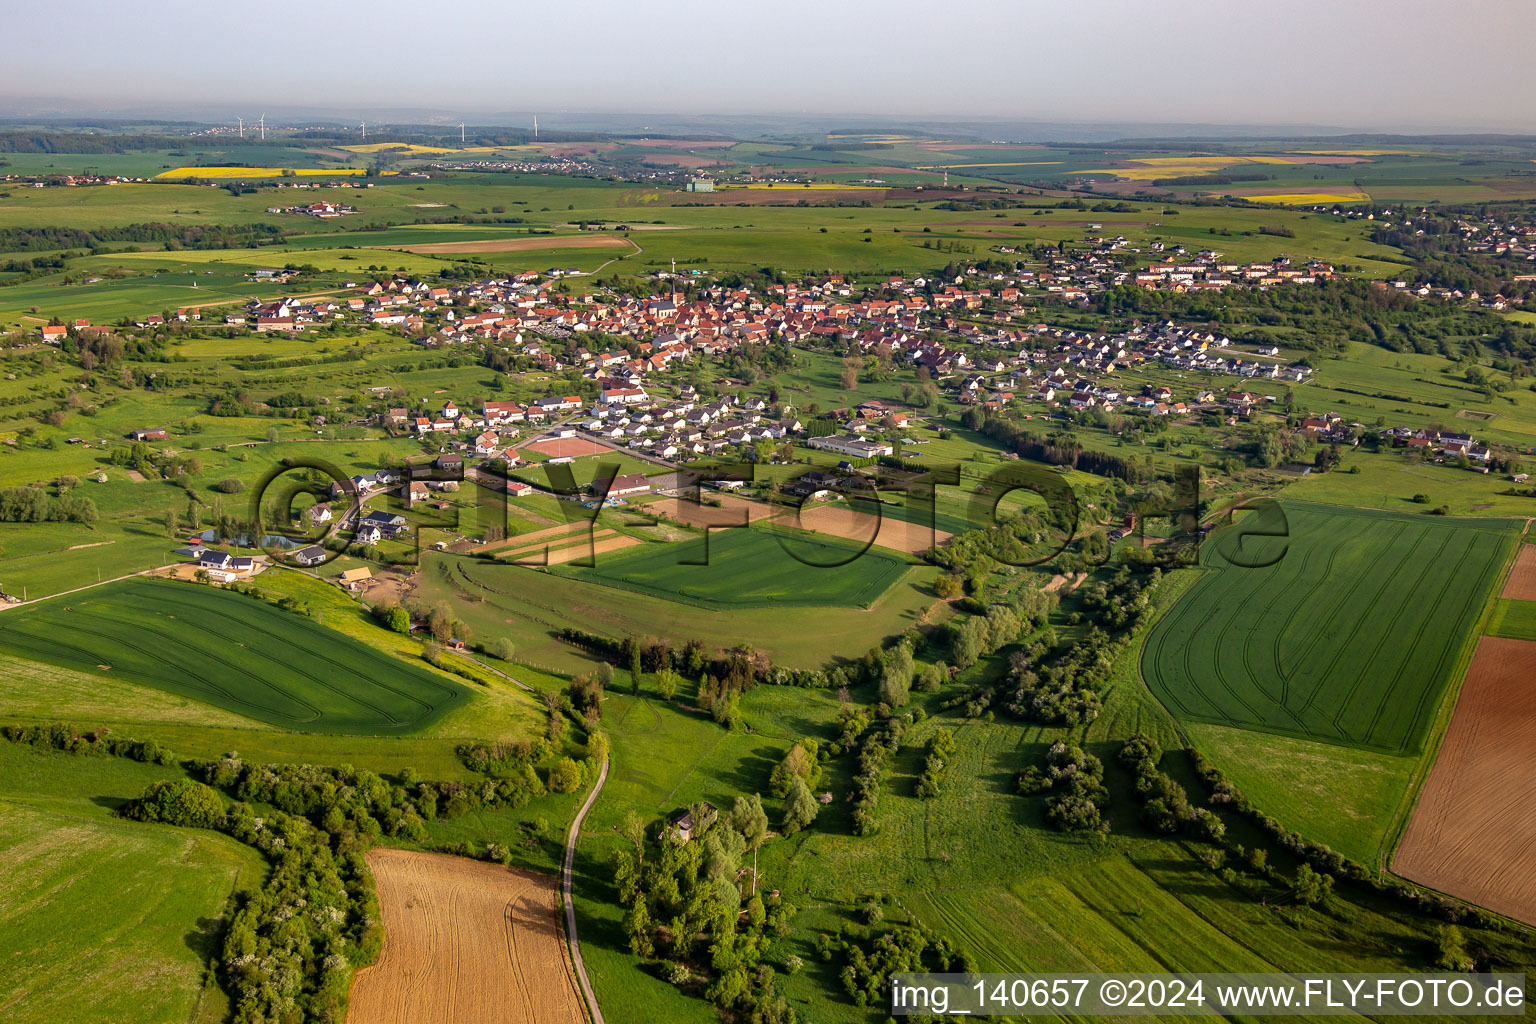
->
[3,0,1533,133]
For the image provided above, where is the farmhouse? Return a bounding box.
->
[130,428,169,441]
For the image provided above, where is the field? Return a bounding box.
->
[420,553,944,673]
[1488,598,1536,641]
[1393,637,1536,925]
[644,493,784,528]
[793,503,953,555]
[0,743,264,1024]
[554,526,910,609]
[1502,544,1536,601]
[1142,503,1518,754]
[0,578,468,733]
[382,234,633,254]
[346,848,584,1024]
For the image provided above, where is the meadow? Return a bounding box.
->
[0,742,265,1024]
[0,577,469,733]
[419,552,944,673]
[1142,502,1519,755]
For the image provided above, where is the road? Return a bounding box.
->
[562,756,609,1024]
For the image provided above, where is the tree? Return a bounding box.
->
[163,507,180,537]
[1292,864,1333,905]
[385,606,410,634]
[619,809,647,868]
[879,645,914,708]
[623,897,655,958]
[629,642,644,694]
[123,779,224,828]
[185,500,201,530]
[729,794,769,895]
[548,757,583,793]
[781,775,819,835]
[769,740,820,798]
[490,637,516,661]
[655,666,680,701]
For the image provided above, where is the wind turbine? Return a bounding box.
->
[360,120,366,141]
[458,123,465,144]
[259,114,265,141]
[533,114,538,140]
[237,116,244,138]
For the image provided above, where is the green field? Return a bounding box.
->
[1487,597,1536,640]
[1142,503,1518,754]
[553,526,909,608]
[0,743,264,1024]
[0,578,469,733]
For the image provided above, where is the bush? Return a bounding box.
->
[123,779,225,828]
[212,477,245,494]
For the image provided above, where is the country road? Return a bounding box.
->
[562,756,609,1024]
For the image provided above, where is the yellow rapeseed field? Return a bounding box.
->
[1239,191,1371,205]
[1082,155,1298,180]
[155,167,367,179]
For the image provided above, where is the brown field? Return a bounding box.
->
[1393,637,1536,925]
[500,528,616,563]
[346,848,584,1024]
[647,494,784,528]
[791,504,950,555]
[473,519,589,554]
[1501,544,1536,601]
[545,533,638,565]
[523,437,616,459]
[381,236,632,255]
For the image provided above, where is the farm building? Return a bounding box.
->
[595,472,651,498]
[338,567,372,591]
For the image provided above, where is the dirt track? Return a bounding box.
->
[793,505,951,554]
[346,848,585,1024]
[382,236,633,255]
[1393,637,1536,925]
[1501,545,1536,601]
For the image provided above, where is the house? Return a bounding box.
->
[436,452,464,473]
[505,480,535,497]
[306,503,332,526]
[665,802,717,843]
[39,325,67,344]
[290,545,327,567]
[196,550,256,582]
[130,428,169,442]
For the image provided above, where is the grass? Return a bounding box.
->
[0,743,265,1024]
[422,551,944,674]
[1182,722,1414,869]
[0,577,469,734]
[554,526,910,609]
[1487,597,1536,640]
[1142,502,1519,754]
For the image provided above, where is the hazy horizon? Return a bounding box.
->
[2,0,1533,134]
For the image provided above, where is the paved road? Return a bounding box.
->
[562,756,609,1024]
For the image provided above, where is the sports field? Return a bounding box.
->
[0,578,468,733]
[1141,503,1518,754]
[552,526,909,608]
